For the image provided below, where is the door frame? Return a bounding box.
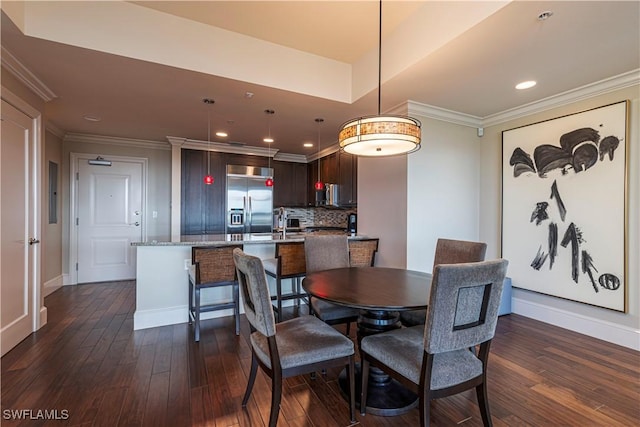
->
[69,153,148,285]
[1,86,44,331]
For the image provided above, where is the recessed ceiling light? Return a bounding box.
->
[303,143,313,148]
[516,80,537,90]
[216,131,228,137]
[83,115,101,122]
[263,137,274,143]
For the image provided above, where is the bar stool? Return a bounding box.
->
[263,241,307,322]
[348,238,379,267]
[188,245,243,341]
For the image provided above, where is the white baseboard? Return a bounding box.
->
[132,298,304,331]
[39,306,47,329]
[62,274,74,286]
[134,306,187,330]
[43,275,63,297]
[512,297,640,351]
[133,305,239,330]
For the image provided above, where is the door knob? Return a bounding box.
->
[131,222,140,226]
[28,238,40,245]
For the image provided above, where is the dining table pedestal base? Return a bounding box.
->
[338,363,418,416]
[338,309,418,416]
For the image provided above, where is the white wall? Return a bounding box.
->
[357,156,407,268]
[43,130,63,296]
[61,137,172,277]
[479,86,640,350]
[407,117,481,272]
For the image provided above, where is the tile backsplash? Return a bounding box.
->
[281,207,356,228]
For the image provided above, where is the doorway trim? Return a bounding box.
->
[69,153,148,285]
[1,86,44,330]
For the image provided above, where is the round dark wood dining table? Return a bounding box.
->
[302,266,432,416]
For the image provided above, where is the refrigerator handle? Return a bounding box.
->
[247,196,252,231]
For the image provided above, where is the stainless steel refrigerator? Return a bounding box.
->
[226,165,273,234]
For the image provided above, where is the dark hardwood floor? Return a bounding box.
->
[1,281,638,426]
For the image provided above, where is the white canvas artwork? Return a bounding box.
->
[502,101,628,312]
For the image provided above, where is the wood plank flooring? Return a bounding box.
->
[1,281,638,426]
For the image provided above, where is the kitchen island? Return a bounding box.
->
[132,232,369,330]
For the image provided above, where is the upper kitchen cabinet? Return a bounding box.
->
[224,153,269,169]
[273,161,308,207]
[320,152,338,184]
[306,151,358,207]
[181,149,226,235]
[307,160,319,206]
[338,151,357,206]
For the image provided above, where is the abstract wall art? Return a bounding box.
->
[502,101,628,312]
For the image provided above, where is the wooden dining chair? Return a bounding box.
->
[348,238,379,267]
[360,259,509,426]
[400,238,487,327]
[232,248,356,427]
[263,241,307,322]
[188,244,243,341]
[305,235,360,335]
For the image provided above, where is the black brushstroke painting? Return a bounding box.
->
[530,202,549,225]
[509,127,621,178]
[509,147,536,177]
[561,223,580,283]
[599,136,620,161]
[581,250,599,293]
[550,180,567,221]
[531,246,548,270]
[548,222,558,269]
[507,110,625,301]
[599,273,621,291]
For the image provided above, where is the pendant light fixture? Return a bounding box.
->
[314,118,324,191]
[338,0,421,156]
[203,98,215,185]
[264,109,275,187]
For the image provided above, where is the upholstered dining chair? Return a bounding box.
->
[305,235,360,335]
[360,259,509,426]
[263,241,307,322]
[188,244,243,342]
[400,238,487,327]
[232,248,356,427]
[348,238,379,267]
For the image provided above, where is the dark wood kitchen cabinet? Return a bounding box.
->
[306,151,358,206]
[307,160,320,206]
[181,149,226,234]
[182,149,309,234]
[320,152,338,184]
[273,161,307,207]
[338,151,357,206]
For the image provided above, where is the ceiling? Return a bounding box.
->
[1,1,638,158]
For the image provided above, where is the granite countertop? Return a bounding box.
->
[132,231,366,246]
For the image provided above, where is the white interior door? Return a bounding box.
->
[77,159,142,283]
[1,100,35,356]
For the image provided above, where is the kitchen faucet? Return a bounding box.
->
[279,207,288,238]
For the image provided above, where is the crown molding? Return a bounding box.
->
[274,153,307,163]
[405,101,483,128]
[1,47,57,102]
[45,121,65,139]
[394,70,640,131]
[65,133,170,150]
[306,144,340,162]
[482,69,640,128]
[169,136,277,157]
